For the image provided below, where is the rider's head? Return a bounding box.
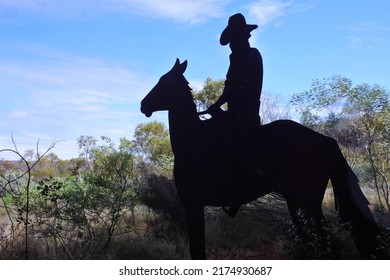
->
[220,13,257,51]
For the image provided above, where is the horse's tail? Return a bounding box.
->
[329,138,382,258]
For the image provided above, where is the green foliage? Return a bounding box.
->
[0,136,144,259]
[291,76,389,132]
[30,177,92,258]
[132,121,173,177]
[1,176,93,259]
[83,136,141,252]
[192,77,225,112]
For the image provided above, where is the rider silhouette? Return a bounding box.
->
[208,13,264,217]
[208,13,263,127]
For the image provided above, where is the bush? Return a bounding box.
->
[283,212,360,259]
[138,174,185,231]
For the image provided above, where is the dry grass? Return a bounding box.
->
[207,243,286,260]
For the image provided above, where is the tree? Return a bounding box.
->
[77,136,97,170]
[28,176,92,259]
[291,76,390,211]
[30,152,58,182]
[0,138,57,259]
[192,77,225,113]
[84,136,141,253]
[0,160,18,176]
[192,77,290,123]
[132,122,173,177]
[260,92,291,124]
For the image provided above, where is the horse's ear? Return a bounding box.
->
[172,58,187,74]
[173,58,180,69]
[179,60,187,74]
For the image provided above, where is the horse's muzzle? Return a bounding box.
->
[140,105,152,117]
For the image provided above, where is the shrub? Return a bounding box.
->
[138,174,185,231]
[283,212,360,259]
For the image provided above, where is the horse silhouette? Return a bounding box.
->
[140,59,381,259]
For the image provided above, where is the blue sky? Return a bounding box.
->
[1,0,390,159]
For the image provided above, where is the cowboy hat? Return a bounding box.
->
[220,13,258,46]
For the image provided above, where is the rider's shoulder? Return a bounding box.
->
[249,47,261,57]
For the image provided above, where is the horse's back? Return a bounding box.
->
[255,119,336,197]
[258,119,325,141]
[257,119,334,164]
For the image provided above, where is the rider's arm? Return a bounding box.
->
[208,79,230,113]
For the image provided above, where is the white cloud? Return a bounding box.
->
[0,0,230,23]
[247,0,291,26]
[119,0,229,24]
[246,0,313,27]
[10,110,28,118]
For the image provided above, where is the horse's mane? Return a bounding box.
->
[173,72,198,119]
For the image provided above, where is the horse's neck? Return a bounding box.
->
[168,93,199,157]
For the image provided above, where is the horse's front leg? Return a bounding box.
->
[184,203,206,259]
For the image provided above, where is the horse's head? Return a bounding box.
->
[141,58,188,117]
